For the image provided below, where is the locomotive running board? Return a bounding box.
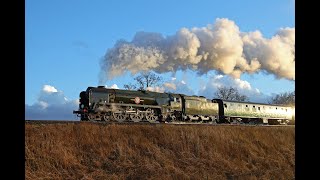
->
[102,103,162,109]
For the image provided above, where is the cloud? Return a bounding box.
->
[43,85,58,93]
[162,79,195,95]
[105,84,119,89]
[146,86,165,93]
[139,77,195,95]
[163,82,176,90]
[25,85,78,120]
[99,18,294,84]
[198,75,270,103]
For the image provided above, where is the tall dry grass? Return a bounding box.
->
[25,123,295,179]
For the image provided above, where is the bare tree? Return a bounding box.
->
[124,72,163,90]
[214,86,248,101]
[269,91,295,105]
[123,83,137,90]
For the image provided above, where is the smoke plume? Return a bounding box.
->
[99,18,294,83]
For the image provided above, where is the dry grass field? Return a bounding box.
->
[25,123,295,179]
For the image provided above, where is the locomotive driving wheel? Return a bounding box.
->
[113,113,127,122]
[145,114,158,123]
[88,113,98,121]
[129,114,143,122]
[102,114,111,122]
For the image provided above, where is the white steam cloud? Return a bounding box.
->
[198,75,270,103]
[143,78,194,95]
[161,79,195,95]
[100,18,294,83]
[163,82,176,90]
[105,84,119,89]
[146,86,165,93]
[25,85,78,120]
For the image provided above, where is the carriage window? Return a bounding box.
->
[176,98,180,102]
[253,105,255,108]
[246,105,248,107]
[286,109,288,112]
[276,107,278,110]
[224,104,227,108]
[258,107,260,110]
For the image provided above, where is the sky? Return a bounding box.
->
[25,0,295,120]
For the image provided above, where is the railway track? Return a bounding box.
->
[25,120,294,127]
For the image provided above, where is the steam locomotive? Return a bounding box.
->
[73,86,295,125]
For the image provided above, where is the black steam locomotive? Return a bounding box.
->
[73,86,295,125]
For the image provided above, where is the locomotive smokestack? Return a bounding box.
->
[99,18,294,84]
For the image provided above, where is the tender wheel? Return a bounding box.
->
[130,114,143,122]
[145,114,158,123]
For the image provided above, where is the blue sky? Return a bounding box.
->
[25,0,294,120]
